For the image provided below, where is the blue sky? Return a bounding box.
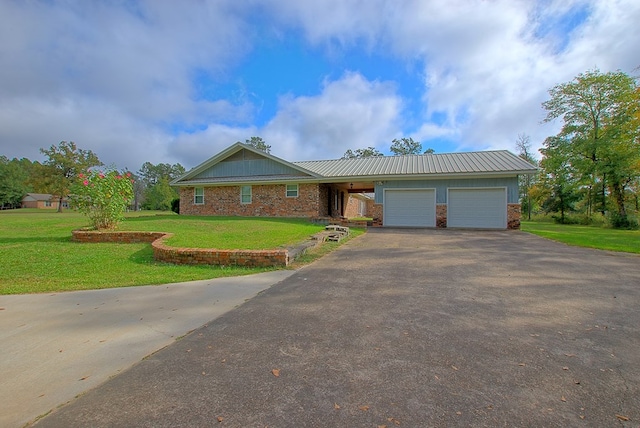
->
[0,0,638,172]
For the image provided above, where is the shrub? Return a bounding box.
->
[608,212,639,230]
[69,170,134,230]
[551,213,580,224]
[171,197,180,214]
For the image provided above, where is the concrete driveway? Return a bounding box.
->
[0,270,295,428]
[29,229,640,427]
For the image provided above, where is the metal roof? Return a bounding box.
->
[22,193,54,201]
[293,150,537,178]
[172,145,537,187]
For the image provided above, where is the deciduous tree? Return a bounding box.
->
[0,156,32,209]
[542,69,640,226]
[38,141,102,212]
[515,134,538,220]
[240,136,271,153]
[342,147,383,159]
[538,137,580,224]
[137,162,185,211]
[390,137,422,155]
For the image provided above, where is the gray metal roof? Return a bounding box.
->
[293,150,537,178]
[172,144,537,187]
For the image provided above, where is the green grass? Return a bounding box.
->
[118,215,326,249]
[0,210,335,295]
[521,221,640,254]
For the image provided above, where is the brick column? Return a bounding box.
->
[507,203,521,229]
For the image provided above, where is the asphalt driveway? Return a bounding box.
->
[33,229,640,427]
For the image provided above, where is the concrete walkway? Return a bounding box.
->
[0,270,294,428]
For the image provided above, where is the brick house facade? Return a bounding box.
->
[172,143,537,229]
[180,183,325,217]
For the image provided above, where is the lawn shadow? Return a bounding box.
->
[0,236,72,244]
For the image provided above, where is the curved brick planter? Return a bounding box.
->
[71,230,292,267]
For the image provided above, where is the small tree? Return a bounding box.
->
[69,170,134,230]
[342,147,383,159]
[0,156,32,209]
[240,136,271,153]
[515,133,538,220]
[39,141,102,212]
[390,137,423,155]
[141,177,175,211]
[539,137,580,224]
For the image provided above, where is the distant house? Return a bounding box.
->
[21,193,69,210]
[171,142,537,229]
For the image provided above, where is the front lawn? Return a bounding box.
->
[521,221,640,254]
[118,215,325,249]
[0,211,341,295]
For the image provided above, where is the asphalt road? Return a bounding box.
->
[28,229,640,427]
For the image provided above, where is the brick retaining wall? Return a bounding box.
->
[71,230,291,267]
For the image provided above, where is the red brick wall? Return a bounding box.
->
[180,183,321,217]
[72,230,166,243]
[318,184,330,217]
[507,203,521,230]
[436,204,447,228]
[343,195,360,218]
[370,203,383,226]
[71,230,290,267]
[152,241,288,267]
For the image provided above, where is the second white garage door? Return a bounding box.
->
[447,188,507,229]
[384,189,436,227]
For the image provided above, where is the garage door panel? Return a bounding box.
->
[384,189,435,227]
[448,188,506,229]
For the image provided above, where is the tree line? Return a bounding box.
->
[0,141,185,212]
[518,69,639,229]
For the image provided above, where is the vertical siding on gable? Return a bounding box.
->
[375,177,519,204]
[195,159,308,179]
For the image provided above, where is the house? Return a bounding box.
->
[21,193,69,210]
[171,142,537,229]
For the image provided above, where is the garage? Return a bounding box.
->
[384,189,436,227]
[447,188,507,229]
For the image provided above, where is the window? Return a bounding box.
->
[286,184,299,198]
[45,200,52,207]
[241,185,252,204]
[194,187,204,204]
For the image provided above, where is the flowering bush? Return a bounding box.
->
[70,169,134,230]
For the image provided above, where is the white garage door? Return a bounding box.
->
[448,188,507,229]
[384,189,436,227]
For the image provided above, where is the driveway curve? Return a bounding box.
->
[32,229,640,427]
[0,270,294,428]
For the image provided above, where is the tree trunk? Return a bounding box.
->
[610,182,627,218]
[600,173,606,215]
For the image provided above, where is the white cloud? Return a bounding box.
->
[263,72,402,160]
[167,71,402,168]
[168,124,258,169]
[0,0,637,170]
[0,0,251,169]
[0,96,167,170]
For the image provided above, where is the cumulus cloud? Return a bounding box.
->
[0,0,638,170]
[263,72,401,161]
[0,0,250,167]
